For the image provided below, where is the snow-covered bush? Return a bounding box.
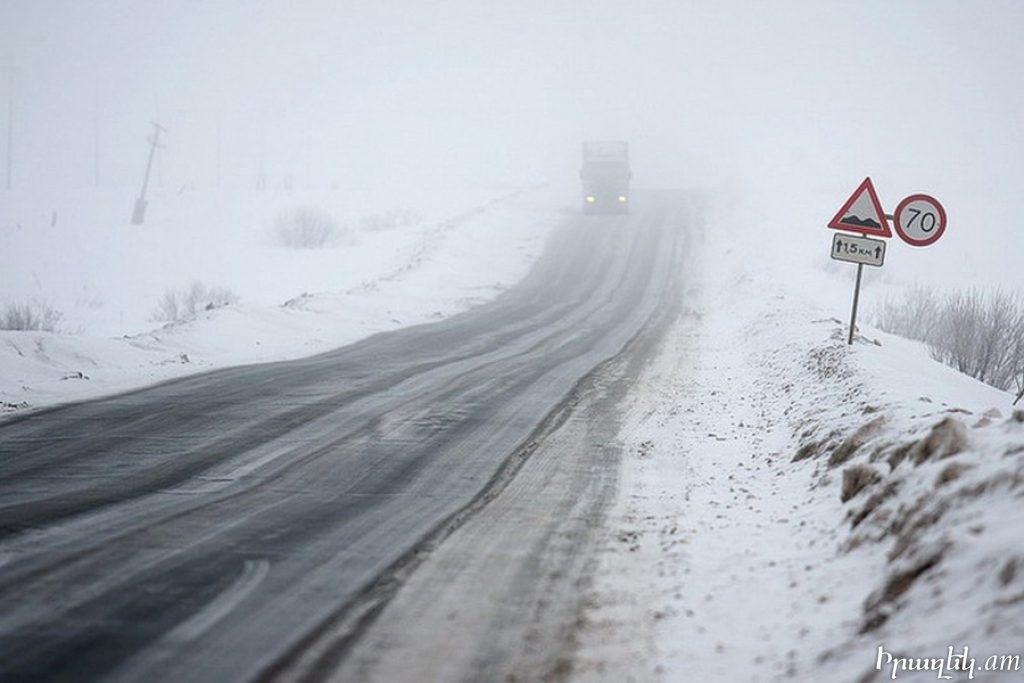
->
[153,282,238,323]
[274,205,348,248]
[933,289,1024,389]
[876,287,1024,391]
[0,301,63,332]
[874,284,941,341]
[360,208,422,232]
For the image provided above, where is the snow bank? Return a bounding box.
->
[575,188,1024,682]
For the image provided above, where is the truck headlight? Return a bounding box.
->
[585,196,596,203]
[618,195,628,203]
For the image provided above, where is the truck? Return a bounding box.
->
[580,141,631,214]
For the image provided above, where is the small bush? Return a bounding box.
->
[0,301,63,332]
[274,206,347,248]
[875,285,941,341]
[360,208,422,232]
[153,282,238,323]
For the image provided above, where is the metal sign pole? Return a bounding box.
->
[848,262,863,345]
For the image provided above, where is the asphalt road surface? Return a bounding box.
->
[0,191,690,682]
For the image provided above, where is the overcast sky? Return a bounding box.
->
[3,0,1023,290]
[2,1,1019,190]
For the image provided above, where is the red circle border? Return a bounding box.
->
[894,194,947,247]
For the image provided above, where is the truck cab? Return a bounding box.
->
[580,141,631,215]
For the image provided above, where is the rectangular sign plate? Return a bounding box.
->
[831,233,886,268]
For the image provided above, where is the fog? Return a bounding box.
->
[3,1,1024,284]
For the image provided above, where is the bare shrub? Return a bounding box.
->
[874,285,941,340]
[0,301,63,332]
[274,206,348,248]
[153,282,238,323]
[876,287,1024,392]
[934,290,1024,391]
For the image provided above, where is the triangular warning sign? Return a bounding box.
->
[828,177,892,237]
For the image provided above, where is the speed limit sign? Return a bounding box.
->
[894,194,946,246]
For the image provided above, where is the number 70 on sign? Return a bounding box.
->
[894,194,946,247]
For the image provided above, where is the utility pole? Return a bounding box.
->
[5,58,13,191]
[131,122,166,225]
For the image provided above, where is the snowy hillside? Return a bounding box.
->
[4,178,1022,681]
[3,1,1023,681]
[0,184,561,413]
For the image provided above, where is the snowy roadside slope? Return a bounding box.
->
[574,192,1024,682]
[0,186,563,414]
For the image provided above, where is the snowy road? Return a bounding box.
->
[0,191,689,681]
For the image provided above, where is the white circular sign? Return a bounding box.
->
[894,194,946,247]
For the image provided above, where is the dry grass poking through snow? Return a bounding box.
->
[152,282,239,324]
[790,326,1024,677]
[0,301,63,332]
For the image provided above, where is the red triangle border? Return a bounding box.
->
[828,177,892,238]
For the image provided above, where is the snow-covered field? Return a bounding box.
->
[0,183,561,412]
[575,190,1024,682]
[3,177,1023,681]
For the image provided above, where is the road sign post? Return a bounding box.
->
[828,178,890,345]
[826,178,947,345]
[848,264,863,346]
